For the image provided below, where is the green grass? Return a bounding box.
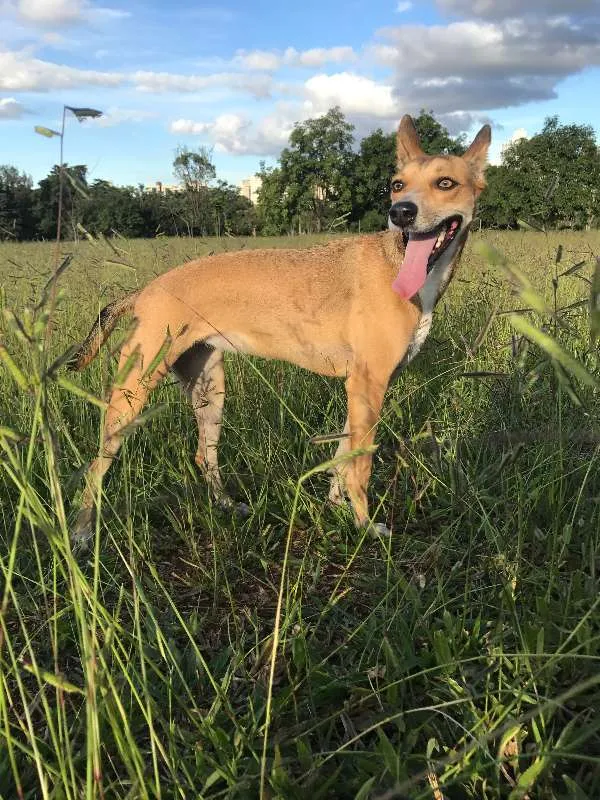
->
[1,229,600,799]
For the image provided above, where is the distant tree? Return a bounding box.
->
[173,146,216,235]
[256,164,289,235]
[0,166,37,240]
[498,116,600,229]
[84,180,146,237]
[353,128,396,230]
[210,180,257,236]
[277,107,356,233]
[35,164,88,239]
[476,165,520,229]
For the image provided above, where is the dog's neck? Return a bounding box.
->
[383,229,406,267]
[388,226,468,376]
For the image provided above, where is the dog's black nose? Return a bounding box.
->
[389,201,418,227]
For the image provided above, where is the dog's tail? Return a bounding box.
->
[68,292,139,371]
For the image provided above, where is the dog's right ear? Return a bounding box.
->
[463,123,492,192]
[396,115,424,169]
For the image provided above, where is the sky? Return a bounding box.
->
[1,0,599,189]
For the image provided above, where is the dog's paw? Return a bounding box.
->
[371,522,392,538]
[328,491,350,509]
[361,521,392,538]
[233,501,251,518]
[70,508,95,552]
[328,478,349,507]
[217,496,251,519]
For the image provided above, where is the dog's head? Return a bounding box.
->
[388,115,491,300]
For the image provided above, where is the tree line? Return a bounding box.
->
[1,109,598,242]
[0,157,258,242]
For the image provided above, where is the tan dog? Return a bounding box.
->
[69,115,490,543]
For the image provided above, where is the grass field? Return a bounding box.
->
[1,230,600,799]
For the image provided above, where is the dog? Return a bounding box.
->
[69,115,490,544]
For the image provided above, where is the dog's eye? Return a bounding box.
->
[391,180,404,193]
[437,177,458,190]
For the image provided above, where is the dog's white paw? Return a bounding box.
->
[70,508,95,552]
[328,481,348,507]
[362,521,392,538]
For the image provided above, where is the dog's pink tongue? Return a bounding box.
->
[392,233,438,299]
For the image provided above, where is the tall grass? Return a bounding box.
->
[1,230,600,799]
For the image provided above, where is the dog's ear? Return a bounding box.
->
[396,115,424,168]
[463,124,492,188]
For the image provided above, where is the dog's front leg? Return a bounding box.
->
[328,417,350,506]
[343,368,390,536]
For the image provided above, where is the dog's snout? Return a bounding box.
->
[389,201,418,227]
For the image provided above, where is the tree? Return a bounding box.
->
[476,165,520,229]
[35,164,88,240]
[84,180,146,238]
[277,107,356,233]
[0,166,37,240]
[353,128,396,230]
[209,181,257,236]
[498,116,600,229]
[256,164,289,235]
[173,146,216,235]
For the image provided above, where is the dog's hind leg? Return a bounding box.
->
[173,343,249,517]
[72,330,171,547]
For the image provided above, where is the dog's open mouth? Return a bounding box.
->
[393,216,462,300]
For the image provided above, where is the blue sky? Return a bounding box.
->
[1,0,599,190]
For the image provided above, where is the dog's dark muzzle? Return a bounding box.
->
[389,201,418,228]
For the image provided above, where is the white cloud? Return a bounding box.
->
[290,46,356,67]
[489,126,528,164]
[6,0,130,25]
[235,50,281,71]
[171,113,247,139]
[303,72,396,117]
[89,5,130,20]
[170,106,298,156]
[396,1,412,12]
[0,48,124,90]
[133,70,272,98]
[233,46,356,72]
[40,31,66,45]
[509,126,527,141]
[91,107,157,127]
[17,0,82,24]
[0,97,26,119]
[0,48,272,98]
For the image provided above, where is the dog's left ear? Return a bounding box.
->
[463,124,492,189]
[396,115,424,168]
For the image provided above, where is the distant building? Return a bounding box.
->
[238,175,262,205]
[143,181,186,194]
